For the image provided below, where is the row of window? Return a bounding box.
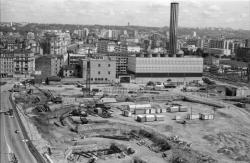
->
[90,78,108,81]
[98,64,111,67]
[98,71,111,75]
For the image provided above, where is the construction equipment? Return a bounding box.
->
[9,152,18,163]
[51,96,62,104]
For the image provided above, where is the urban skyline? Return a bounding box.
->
[1,0,250,30]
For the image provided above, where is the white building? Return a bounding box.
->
[127,44,140,53]
[128,56,203,83]
[208,48,231,56]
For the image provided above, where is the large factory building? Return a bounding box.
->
[127,56,203,83]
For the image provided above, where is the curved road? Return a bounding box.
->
[0,82,37,163]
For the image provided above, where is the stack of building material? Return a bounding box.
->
[71,116,82,124]
[95,108,102,115]
[127,104,151,113]
[155,115,165,121]
[150,108,156,114]
[146,115,155,122]
[167,106,179,112]
[161,108,167,113]
[156,108,162,113]
[123,110,132,117]
[200,113,214,120]
[187,114,200,120]
[174,115,182,120]
[179,106,188,112]
[135,109,145,115]
[136,115,146,122]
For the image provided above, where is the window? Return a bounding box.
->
[105,78,107,81]
[95,78,97,81]
[98,64,101,67]
[91,78,93,81]
[108,64,110,67]
[98,71,100,75]
[108,71,111,75]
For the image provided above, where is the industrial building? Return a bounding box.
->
[127,56,203,83]
[79,56,116,83]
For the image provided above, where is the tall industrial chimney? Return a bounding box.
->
[169,2,179,56]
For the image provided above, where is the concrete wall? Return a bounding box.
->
[133,77,202,84]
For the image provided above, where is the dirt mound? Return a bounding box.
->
[203,131,250,162]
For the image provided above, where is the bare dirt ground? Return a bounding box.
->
[14,82,250,163]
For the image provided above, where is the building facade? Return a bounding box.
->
[236,47,250,62]
[0,52,14,77]
[41,32,71,55]
[128,56,203,83]
[79,56,116,83]
[68,54,86,65]
[35,55,64,79]
[0,50,35,78]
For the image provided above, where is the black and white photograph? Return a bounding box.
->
[0,0,250,163]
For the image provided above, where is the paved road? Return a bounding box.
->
[0,83,37,163]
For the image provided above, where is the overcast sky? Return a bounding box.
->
[1,0,250,30]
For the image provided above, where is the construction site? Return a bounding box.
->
[8,75,250,163]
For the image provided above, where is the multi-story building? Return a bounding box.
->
[13,50,35,76]
[128,56,203,83]
[79,56,116,83]
[73,30,85,40]
[245,39,250,48]
[108,52,129,77]
[26,39,43,54]
[0,49,35,77]
[186,39,198,47]
[68,54,86,65]
[236,47,250,62]
[40,32,71,55]
[208,48,231,56]
[35,55,64,79]
[209,39,234,55]
[127,43,141,53]
[115,42,127,53]
[203,39,210,52]
[0,51,14,77]
[107,42,116,52]
[27,32,35,40]
[83,28,89,38]
[97,39,118,53]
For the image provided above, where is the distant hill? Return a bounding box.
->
[1,22,250,39]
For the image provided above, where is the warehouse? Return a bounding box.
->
[127,56,203,83]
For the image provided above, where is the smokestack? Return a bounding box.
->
[169,2,179,57]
